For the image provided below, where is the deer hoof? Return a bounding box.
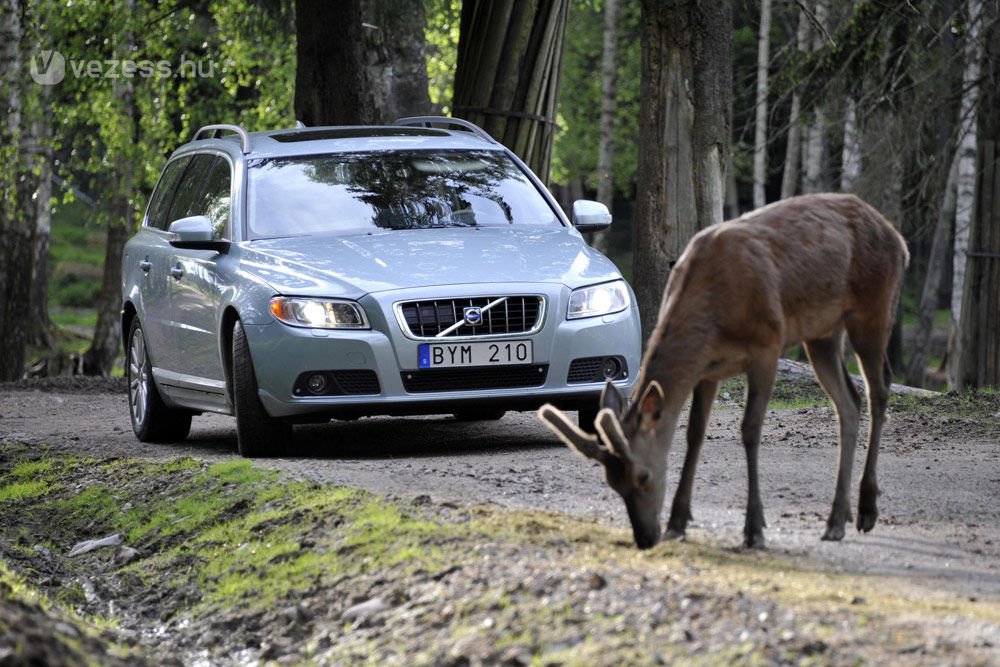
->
[664,528,686,541]
[821,524,845,541]
[743,533,766,550]
[856,510,878,533]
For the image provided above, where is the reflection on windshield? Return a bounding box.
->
[248,150,560,238]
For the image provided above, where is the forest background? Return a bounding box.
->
[1,0,998,392]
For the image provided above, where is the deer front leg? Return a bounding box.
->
[666,380,719,540]
[741,360,777,549]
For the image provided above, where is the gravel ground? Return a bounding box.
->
[2,374,999,605]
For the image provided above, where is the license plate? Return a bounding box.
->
[418,340,533,368]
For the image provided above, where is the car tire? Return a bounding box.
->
[577,405,599,435]
[127,318,192,442]
[232,320,289,457]
[453,409,506,422]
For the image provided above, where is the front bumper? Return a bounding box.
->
[245,282,641,419]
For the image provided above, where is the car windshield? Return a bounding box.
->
[248,150,561,238]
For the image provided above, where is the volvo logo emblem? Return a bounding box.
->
[463,306,484,326]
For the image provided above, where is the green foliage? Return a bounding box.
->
[550,0,640,196]
[424,0,461,114]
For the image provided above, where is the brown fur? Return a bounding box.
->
[539,193,909,549]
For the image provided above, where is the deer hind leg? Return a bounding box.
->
[803,332,862,541]
[741,357,778,549]
[666,379,719,540]
[849,330,893,534]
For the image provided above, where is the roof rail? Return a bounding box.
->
[393,116,497,144]
[193,124,252,154]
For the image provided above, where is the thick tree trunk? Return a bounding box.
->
[589,0,618,254]
[0,0,33,381]
[453,0,570,183]
[752,0,772,209]
[948,0,985,385]
[29,87,54,349]
[633,0,731,344]
[953,6,999,389]
[840,97,861,192]
[361,0,432,123]
[294,0,374,126]
[780,8,810,199]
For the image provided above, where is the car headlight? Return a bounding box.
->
[269,297,370,329]
[568,280,630,319]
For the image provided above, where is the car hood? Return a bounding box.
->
[238,227,623,298]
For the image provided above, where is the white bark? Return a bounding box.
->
[591,0,618,253]
[752,0,772,208]
[951,0,984,327]
[840,97,861,192]
[781,7,810,199]
[802,0,828,194]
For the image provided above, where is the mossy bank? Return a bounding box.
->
[1,443,998,666]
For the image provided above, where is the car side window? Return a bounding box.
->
[200,157,232,240]
[164,154,232,240]
[146,156,191,230]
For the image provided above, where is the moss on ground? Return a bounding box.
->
[0,446,998,665]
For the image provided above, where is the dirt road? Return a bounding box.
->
[2,379,998,603]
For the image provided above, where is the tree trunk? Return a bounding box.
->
[453,0,571,183]
[0,0,33,381]
[589,0,619,254]
[948,0,985,385]
[802,0,829,194]
[953,5,999,389]
[780,7,810,199]
[633,0,731,344]
[840,97,861,192]
[905,152,959,387]
[83,6,135,377]
[294,0,375,126]
[362,0,432,123]
[29,85,54,349]
[752,0,772,209]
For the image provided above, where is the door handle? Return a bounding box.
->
[170,264,184,280]
[139,258,151,273]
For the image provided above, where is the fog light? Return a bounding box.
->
[306,373,328,394]
[601,357,622,379]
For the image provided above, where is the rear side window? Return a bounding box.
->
[145,156,191,230]
[163,154,233,240]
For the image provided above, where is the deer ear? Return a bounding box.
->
[600,380,626,417]
[537,404,609,464]
[639,381,665,423]
[595,407,632,461]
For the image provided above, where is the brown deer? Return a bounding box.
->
[539,193,909,549]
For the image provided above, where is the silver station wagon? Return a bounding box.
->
[121,117,641,456]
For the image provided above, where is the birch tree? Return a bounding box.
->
[948,0,985,385]
[780,7,810,199]
[802,0,829,194]
[590,0,619,254]
[752,0,772,209]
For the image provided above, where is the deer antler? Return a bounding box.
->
[595,408,632,461]
[537,404,611,464]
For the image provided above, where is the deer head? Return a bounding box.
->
[538,380,672,549]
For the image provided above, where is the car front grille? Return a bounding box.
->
[396,296,543,338]
[400,364,549,393]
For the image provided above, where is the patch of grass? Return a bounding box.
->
[0,479,55,502]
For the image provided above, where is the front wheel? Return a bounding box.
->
[232,320,289,457]
[126,318,192,442]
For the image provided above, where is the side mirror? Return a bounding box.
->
[572,200,612,232]
[168,215,229,252]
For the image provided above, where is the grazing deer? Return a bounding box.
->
[539,193,908,549]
